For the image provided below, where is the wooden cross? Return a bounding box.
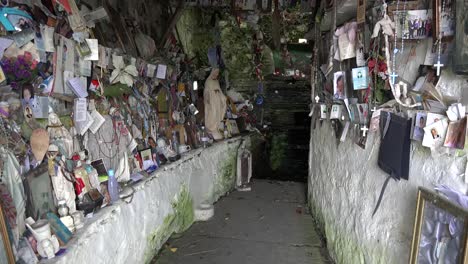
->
[434,61,444,76]
[361,125,369,137]
[390,72,398,85]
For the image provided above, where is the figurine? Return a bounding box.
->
[47,112,73,158]
[204,68,227,140]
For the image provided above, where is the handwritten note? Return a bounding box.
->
[74,98,87,123]
[67,77,88,98]
[84,39,99,61]
[89,110,105,134]
[147,64,156,78]
[156,64,167,79]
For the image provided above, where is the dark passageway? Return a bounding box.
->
[154,180,331,264]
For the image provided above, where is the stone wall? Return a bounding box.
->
[45,136,251,264]
[308,70,468,264]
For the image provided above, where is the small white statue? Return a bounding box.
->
[204,68,227,140]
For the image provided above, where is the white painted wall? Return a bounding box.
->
[308,70,468,264]
[44,136,249,264]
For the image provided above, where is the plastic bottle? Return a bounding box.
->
[201,126,209,148]
[172,131,180,154]
[107,169,119,203]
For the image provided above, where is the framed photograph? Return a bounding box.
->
[333,71,346,100]
[432,0,455,40]
[444,117,467,149]
[0,202,15,264]
[394,10,433,39]
[139,148,152,162]
[453,0,468,74]
[409,187,468,264]
[357,0,366,24]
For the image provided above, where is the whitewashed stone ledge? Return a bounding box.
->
[308,123,466,264]
[44,135,252,264]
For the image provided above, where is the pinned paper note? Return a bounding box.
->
[89,110,105,134]
[84,39,99,61]
[0,38,14,58]
[147,64,156,78]
[74,98,87,123]
[156,64,167,79]
[67,77,88,98]
[32,96,49,119]
[41,25,55,52]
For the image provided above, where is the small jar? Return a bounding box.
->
[57,200,69,217]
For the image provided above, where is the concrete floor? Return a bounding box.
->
[153,180,332,264]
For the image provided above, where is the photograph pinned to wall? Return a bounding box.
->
[320,104,327,119]
[333,71,346,100]
[355,28,366,67]
[330,105,343,119]
[352,67,369,90]
[394,10,433,39]
[423,38,453,66]
[444,117,467,149]
[412,112,428,141]
[357,103,369,125]
[422,118,448,148]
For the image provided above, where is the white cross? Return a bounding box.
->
[371,106,377,113]
[434,61,444,76]
[361,125,369,137]
[390,72,398,85]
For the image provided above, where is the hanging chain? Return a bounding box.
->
[437,0,446,62]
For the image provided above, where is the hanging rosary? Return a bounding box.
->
[434,0,446,76]
[390,0,408,85]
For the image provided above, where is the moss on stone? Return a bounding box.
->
[145,186,194,263]
[213,152,237,200]
[308,193,388,264]
[270,133,288,171]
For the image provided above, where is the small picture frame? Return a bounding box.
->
[409,187,468,264]
[139,148,152,162]
[0,202,15,264]
[432,0,455,40]
[228,119,240,135]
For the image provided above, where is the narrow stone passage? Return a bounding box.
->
[153,180,331,264]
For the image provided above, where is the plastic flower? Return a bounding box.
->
[109,55,138,87]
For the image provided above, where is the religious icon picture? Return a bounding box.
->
[394,10,433,39]
[333,71,346,100]
[412,112,427,141]
[444,117,467,149]
[409,187,468,264]
[352,67,369,90]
